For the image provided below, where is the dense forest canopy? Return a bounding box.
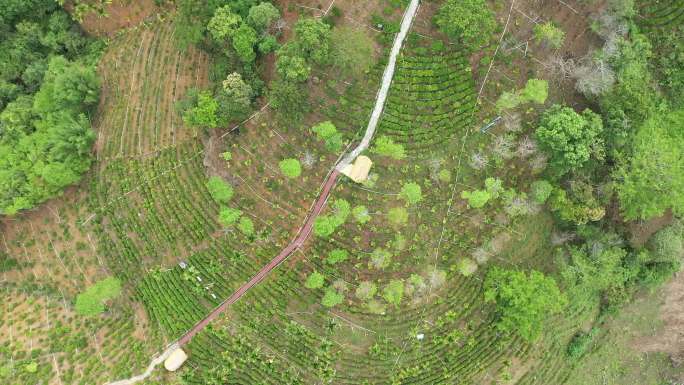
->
[0,0,100,215]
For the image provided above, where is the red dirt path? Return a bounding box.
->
[178,169,340,346]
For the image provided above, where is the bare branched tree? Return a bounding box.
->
[530,154,548,173]
[503,112,522,132]
[551,231,576,246]
[469,152,488,170]
[301,150,316,169]
[492,135,515,160]
[517,136,538,158]
[573,56,616,97]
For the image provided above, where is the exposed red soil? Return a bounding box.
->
[66,0,161,37]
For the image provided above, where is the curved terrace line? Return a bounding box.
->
[337,0,420,170]
[104,1,420,383]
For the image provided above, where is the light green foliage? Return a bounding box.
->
[276,54,311,82]
[314,198,350,237]
[484,267,566,342]
[485,177,504,199]
[534,22,565,49]
[496,79,548,111]
[183,90,219,129]
[457,258,478,276]
[221,151,232,161]
[237,216,255,236]
[293,18,331,64]
[372,135,406,160]
[495,91,520,111]
[617,109,684,220]
[399,182,422,205]
[322,288,344,308]
[75,277,122,316]
[279,158,302,178]
[314,215,337,237]
[387,207,409,227]
[331,26,375,77]
[369,248,392,270]
[218,207,242,227]
[246,2,280,31]
[24,362,37,373]
[326,249,349,264]
[352,205,371,224]
[216,72,253,124]
[232,23,258,63]
[305,271,324,289]
[461,189,491,208]
[435,0,496,47]
[311,121,343,152]
[355,281,377,300]
[535,105,604,178]
[520,79,549,104]
[206,177,234,204]
[438,169,452,183]
[382,279,404,308]
[530,180,553,204]
[207,6,242,41]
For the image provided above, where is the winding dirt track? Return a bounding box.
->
[104,1,420,383]
[178,169,340,345]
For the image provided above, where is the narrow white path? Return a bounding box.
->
[102,2,421,384]
[336,0,421,170]
[104,343,178,385]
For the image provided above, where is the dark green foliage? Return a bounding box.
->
[648,25,684,107]
[0,252,19,272]
[269,78,308,123]
[484,267,567,342]
[536,105,604,179]
[567,328,598,359]
[215,72,253,124]
[0,4,99,215]
[0,56,99,215]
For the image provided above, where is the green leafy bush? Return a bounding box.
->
[399,182,422,205]
[279,158,302,178]
[206,177,234,203]
[372,135,405,160]
[326,249,349,264]
[75,277,122,316]
[530,180,553,203]
[322,288,344,307]
[435,0,496,48]
[305,271,324,289]
[382,279,404,308]
[461,190,491,208]
[484,267,567,341]
[218,207,242,226]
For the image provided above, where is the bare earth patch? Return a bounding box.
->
[635,271,684,371]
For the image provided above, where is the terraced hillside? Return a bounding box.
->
[95,16,209,160]
[1,1,682,385]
